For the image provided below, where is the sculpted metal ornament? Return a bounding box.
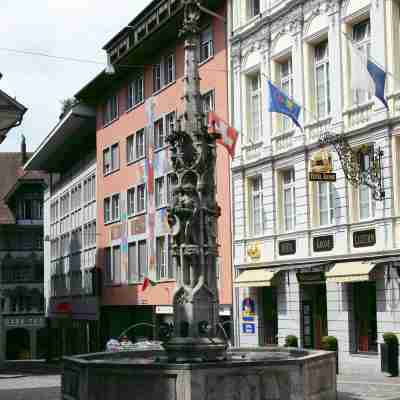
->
[164,0,227,362]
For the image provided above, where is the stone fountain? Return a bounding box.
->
[62,1,336,399]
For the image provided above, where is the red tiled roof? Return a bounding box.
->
[0,152,47,224]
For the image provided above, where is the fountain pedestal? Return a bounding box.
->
[62,348,337,400]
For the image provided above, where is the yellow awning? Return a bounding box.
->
[234,268,278,287]
[325,261,376,283]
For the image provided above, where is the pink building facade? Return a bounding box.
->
[77,0,232,343]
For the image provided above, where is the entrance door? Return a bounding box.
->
[353,282,377,353]
[261,287,277,345]
[301,284,327,349]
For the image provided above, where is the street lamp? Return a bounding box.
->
[0,73,27,144]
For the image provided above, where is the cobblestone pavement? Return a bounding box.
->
[0,356,399,400]
[338,355,400,400]
[0,374,60,400]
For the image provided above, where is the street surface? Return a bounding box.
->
[0,356,399,399]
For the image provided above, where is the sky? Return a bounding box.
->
[0,0,152,153]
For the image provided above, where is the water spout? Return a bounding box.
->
[119,322,155,340]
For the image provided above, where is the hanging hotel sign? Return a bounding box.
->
[353,229,376,248]
[309,149,336,182]
[279,240,296,255]
[313,235,334,252]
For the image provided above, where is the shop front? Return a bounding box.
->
[297,272,327,349]
[234,268,279,347]
[326,261,378,354]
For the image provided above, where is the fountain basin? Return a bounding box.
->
[62,346,336,400]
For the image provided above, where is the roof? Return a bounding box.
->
[0,88,27,142]
[0,152,47,224]
[24,104,96,172]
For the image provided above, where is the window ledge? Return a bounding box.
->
[273,128,295,138]
[152,80,176,97]
[126,100,145,114]
[103,168,120,178]
[343,100,374,114]
[102,116,119,129]
[104,218,121,226]
[127,156,146,167]
[154,145,169,153]
[155,278,176,283]
[199,55,214,68]
[242,140,263,151]
[133,211,147,217]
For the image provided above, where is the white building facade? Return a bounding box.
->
[26,105,99,357]
[230,0,400,355]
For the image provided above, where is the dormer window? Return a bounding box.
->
[17,197,43,220]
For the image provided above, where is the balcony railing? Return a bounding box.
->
[343,102,373,130]
[305,117,332,145]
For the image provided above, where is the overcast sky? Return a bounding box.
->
[0,0,152,153]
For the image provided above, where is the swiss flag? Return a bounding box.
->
[207,112,238,158]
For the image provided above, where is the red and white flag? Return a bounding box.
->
[207,111,238,158]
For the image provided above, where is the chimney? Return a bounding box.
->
[21,134,27,164]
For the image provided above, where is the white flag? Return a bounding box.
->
[349,44,375,94]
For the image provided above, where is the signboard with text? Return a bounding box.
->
[353,229,376,248]
[279,240,296,256]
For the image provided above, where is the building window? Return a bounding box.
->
[155,176,165,208]
[126,135,134,163]
[154,118,164,149]
[128,242,138,282]
[136,128,145,159]
[352,19,371,104]
[127,187,135,216]
[104,194,120,223]
[167,173,178,205]
[156,236,167,280]
[102,94,118,126]
[282,169,295,232]
[103,143,119,175]
[202,90,215,113]
[153,63,162,92]
[153,53,175,93]
[165,111,175,139]
[17,198,43,220]
[105,246,121,284]
[200,26,213,63]
[279,58,293,131]
[247,0,260,19]
[247,72,261,143]
[318,182,335,226]
[138,239,148,279]
[137,184,146,213]
[164,54,175,85]
[359,184,375,220]
[249,176,263,235]
[127,74,144,109]
[314,41,330,119]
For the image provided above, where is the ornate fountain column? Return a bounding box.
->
[164,0,227,362]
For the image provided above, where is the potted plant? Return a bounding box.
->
[321,336,339,374]
[284,335,298,348]
[381,332,399,377]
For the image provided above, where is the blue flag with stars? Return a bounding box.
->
[268,80,302,130]
[367,60,388,109]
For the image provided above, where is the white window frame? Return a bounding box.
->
[127,74,144,109]
[165,111,176,139]
[318,182,335,226]
[104,193,120,224]
[105,245,121,285]
[247,0,260,20]
[154,118,165,150]
[199,26,214,63]
[282,169,296,232]
[103,143,119,175]
[156,235,173,281]
[279,58,293,132]
[352,19,371,105]
[155,176,166,208]
[314,40,330,119]
[249,175,263,236]
[359,184,375,221]
[153,53,176,93]
[136,183,147,213]
[247,72,261,144]
[127,187,135,216]
[103,94,118,126]
[167,173,178,205]
[136,128,145,159]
